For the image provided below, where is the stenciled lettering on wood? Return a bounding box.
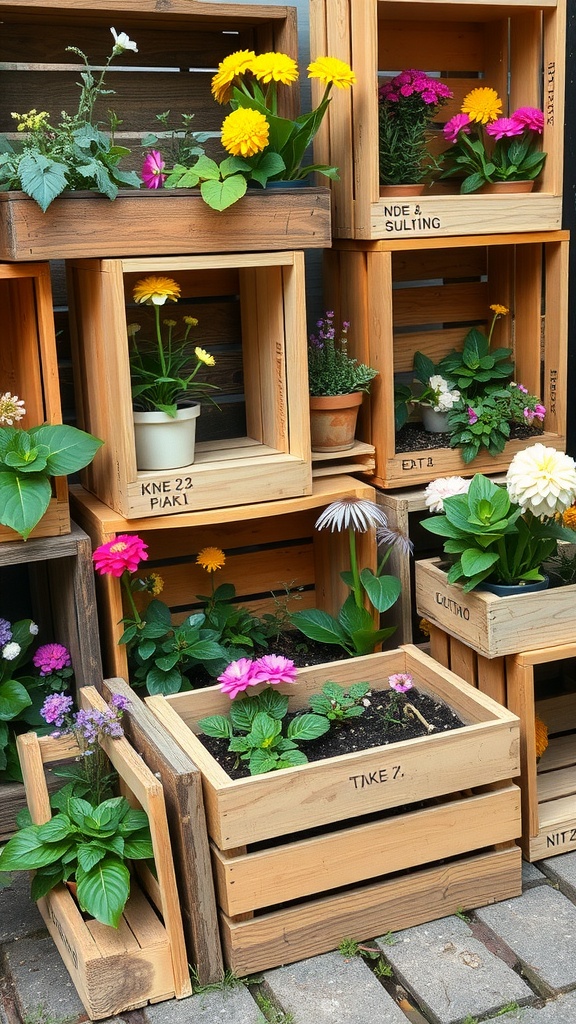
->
[382,203,442,234]
[435,592,471,620]
[141,477,193,510]
[348,764,404,789]
[49,902,79,969]
[546,827,576,848]
[401,456,435,472]
[546,62,555,125]
[549,368,558,416]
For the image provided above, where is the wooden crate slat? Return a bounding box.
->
[537,764,576,803]
[538,734,576,772]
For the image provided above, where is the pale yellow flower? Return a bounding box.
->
[307,57,356,89]
[250,52,299,86]
[196,547,226,572]
[211,49,256,104]
[132,276,181,306]
[506,444,576,517]
[195,347,215,366]
[461,87,502,124]
[148,573,164,596]
[184,316,198,327]
[221,107,269,158]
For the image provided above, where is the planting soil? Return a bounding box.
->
[395,421,542,454]
[200,684,465,780]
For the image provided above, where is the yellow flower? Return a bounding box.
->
[211,49,256,104]
[250,52,299,86]
[133,276,181,306]
[461,87,502,124]
[221,107,269,158]
[127,323,141,338]
[307,57,356,90]
[148,573,164,596]
[184,316,198,327]
[534,714,549,762]
[490,304,509,316]
[195,347,215,366]
[563,505,576,529]
[163,319,177,327]
[196,547,226,573]
[419,618,432,638]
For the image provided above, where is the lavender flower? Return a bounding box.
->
[41,693,74,727]
[0,618,12,647]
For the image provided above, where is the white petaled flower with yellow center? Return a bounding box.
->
[506,444,576,518]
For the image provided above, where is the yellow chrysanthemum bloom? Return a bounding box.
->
[307,56,356,90]
[221,107,269,158]
[419,618,432,638]
[184,316,198,327]
[490,304,509,316]
[250,52,299,86]
[563,505,576,529]
[534,714,549,762]
[461,87,502,124]
[133,276,181,306]
[195,347,215,366]
[196,547,226,573]
[211,49,256,104]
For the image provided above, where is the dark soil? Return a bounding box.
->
[395,421,543,454]
[200,685,465,780]
[185,633,354,690]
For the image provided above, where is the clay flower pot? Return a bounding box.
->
[309,392,363,452]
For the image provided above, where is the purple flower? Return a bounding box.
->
[41,693,74,727]
[516,383,528,394]
[510,106,544,134]
[485,117,524,141]
[0,618,12,646]
[33,643,71,676]
[467,406,478,425]
[251,655,297,686]
[443,113,471,144]
[110,693,130,711]
[142,150,167,190]
[389,673,413,693]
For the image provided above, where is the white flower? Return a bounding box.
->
[0,391,26,425]
[2,642,21,661]
[376,524,414,556]
[434,389,460,412]
[428,375,447,392]
[29,622,39,635]
[110,28,138,54]
[506,444,576,517]
[424,476,471,513]
[315,497,388,533]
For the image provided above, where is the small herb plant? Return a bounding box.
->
[308,312,378,397]
[308,681,370,722]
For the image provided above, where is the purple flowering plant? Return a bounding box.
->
[308,311,377,397]
[378,69,453,186]
[0,616,73,781]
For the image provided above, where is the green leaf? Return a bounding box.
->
[338,597,374,638]
[77,842,108,873]
[249,712,281,748]
[290,609,351,650]
[122,833,154,860]
[276,749,309,768]
[0,826,72,871]
[76,857,130,928]
[200,174,247,211]
[118,807,150,835]
[18,152,68,211]
[0,679,33,721]
[248,749,279,775]
[31,863,65,901]
[197,715,233,739]
[255,689,289,720]
[460,548,500,576]
[31,424,103,476]
[145,665,182,695]
[287,714,330,741]
[360,569,402,613]
[229,697,260,732]
[0,470,52,539]
[37,815,72,844]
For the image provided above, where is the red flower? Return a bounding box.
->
[93,535,148,577]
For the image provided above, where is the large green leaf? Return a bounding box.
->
[360,569,402,613]
[197,714,233,739]
[18,152,68,211]
[290,609,350,648]
[0,469,52,539]
[200,174,247,212]
[0,826,72,871]
[31,424,103,476]
[76,856,131,928]
[122,832,154,860]
[461,548,500,576]
[256,689,289,720]
[249,712,281,748]
[0,679,32,721]
[287,714,330,742]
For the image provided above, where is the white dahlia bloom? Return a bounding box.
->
[506,444,576,517]
[424,476,471,514]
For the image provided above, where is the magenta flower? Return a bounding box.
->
[93,535,148,577]
[485,117,524,141]
[217,658,258,699]
[515,383,529,394]
[41,693,74,727]
[33,643,71,676]
[511,107,544,134]
[251,655,297,686]
[467,406,479,425]
[142,150,167,190]
[443,113,471,144]
[389,673,413,693]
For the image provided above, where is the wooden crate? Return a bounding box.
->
[324,231,569,490]
[145,645,521,974]
[67,252,312,519]
[69,476,380,683]
[312,440,376,479]
[310,0,566,239]
[0,3,335,259]
[416,558,576,659]
[0,262,69,540]
[16,686,191,1019]
[429,629,576,862]
[0,522,103,841]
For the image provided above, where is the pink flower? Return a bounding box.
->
[511,107,544,134]
[33,643,71,676]
[443,113,471,144]
[217,658,258,699]
[40,693,74,726]
[467,406,478,425]
[389,673,413,693]
[485,117,524,140]
[251,655,297,686]
[142,150,167,190]
[93,535,148,577]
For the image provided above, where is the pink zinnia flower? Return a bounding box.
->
[142,150,167,190]
[389,673,413,693]
[217,658,258,699]
[93,535,148,577]
[485,117,524,140]
[33,643,71,676]
[443,113,471,144]
[511,107,544,134]
[250,655,297,686]
[467,407,478,425]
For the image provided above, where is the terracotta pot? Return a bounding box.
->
[379,183,426,198]
[479,180,535,194]
[309,392,363,452]
[133,403,200,471]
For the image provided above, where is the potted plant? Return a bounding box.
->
[308,312,378,452]
[143,50,356,211]
[128,275,220,471]
[415,446,576,656]
[0,391,102,540]
[441,87,547,193]
[378,69,453,194]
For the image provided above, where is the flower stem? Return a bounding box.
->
[348,528,363,609]
[121,571,143,626]
[154,304,167,377]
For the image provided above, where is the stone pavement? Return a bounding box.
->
[3,855,576,1024]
